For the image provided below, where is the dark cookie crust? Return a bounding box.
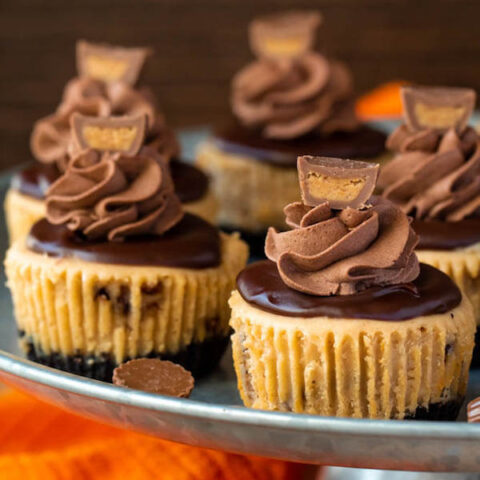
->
[404,399,463,421]
[23,334,230,381]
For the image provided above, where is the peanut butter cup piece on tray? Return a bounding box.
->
[113,359,194,397]
[76,40,151,86]
[298,155,379,209]
[402,86,475,133]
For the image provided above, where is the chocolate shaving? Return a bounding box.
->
[249,10,322,60]
[297,155,379,209]
[113,359,194,397]
[76,40,151,86]
[70,113,146,156]
[402,86,476,133]
[467,397,480,422]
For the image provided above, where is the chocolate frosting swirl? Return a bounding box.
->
[232,53,359,140]
[46,147,183,241]
[379,126,480,221]
[265,197,419,295]
[31,78,179,170]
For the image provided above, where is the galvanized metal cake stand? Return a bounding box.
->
[1,127,480,475]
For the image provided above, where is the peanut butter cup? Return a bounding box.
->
[229,156,475,419]
[379,85,480,361]
[196,10,387,238]
[113,359,194,397]
[6,39,217,244]
[5,115,248,381]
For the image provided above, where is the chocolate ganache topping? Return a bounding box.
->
[379,86,480,222]
[30,41,179,171]
[231,11,359,140]
[265,156,420,295]
[45,115,183,242]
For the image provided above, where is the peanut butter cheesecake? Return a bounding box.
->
[196,11,386,240]
[229,156,475,419]
[5,115,248,380]
[6,40,216,243]
[378,86,480,362]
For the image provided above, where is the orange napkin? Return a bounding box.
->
[0,389,307,480]
[355,81,407,120]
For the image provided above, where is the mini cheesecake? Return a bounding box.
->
[378,86,480,364]
[5,39,216,243]
[5,115,247,381]
[196,11,387,241]
[229,156,475,419]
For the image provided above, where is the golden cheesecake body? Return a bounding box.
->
[196,138,390,234]
[6,230,248,380]
[417,244,480,323]
[229,289,474,419]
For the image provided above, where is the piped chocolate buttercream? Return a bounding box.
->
[45,115,184,242]
[13,157,209,206]
[265,156,419,296]
[30,40,179,170]
[231,11,359,140]
[380,86,480,235]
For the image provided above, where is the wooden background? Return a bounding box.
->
[2,0,480,169]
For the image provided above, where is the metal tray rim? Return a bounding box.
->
[1,349,479,440]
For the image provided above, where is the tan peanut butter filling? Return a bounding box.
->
[84,55,129,82]
[82,125,138,152]
[306,173,366,204]
[415,103,466,131]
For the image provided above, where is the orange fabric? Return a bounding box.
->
[0,389,305,479]
[355,81,408,120]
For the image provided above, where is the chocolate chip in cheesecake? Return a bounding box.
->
[113,359,194,397]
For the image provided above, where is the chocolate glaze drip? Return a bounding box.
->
[213,121,386,167]
[237,260,461,320]
[170,158,209,203]
[13,158,208,205]
[12,163,61,200]
[413,218,480,250]
[27,213,220,269]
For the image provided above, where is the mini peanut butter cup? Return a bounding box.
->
[76,40,151,86]
[297,155,379,209]
[249,10,322,60]
[401,86,476,133]
[113,359,194,397]
[70,113,147,156]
